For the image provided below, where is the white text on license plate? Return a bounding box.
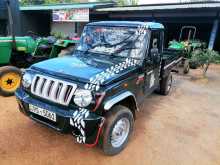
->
[29,104,56,122]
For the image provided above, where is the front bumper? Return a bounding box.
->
[15,88,104,146]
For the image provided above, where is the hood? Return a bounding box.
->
[31,53,139,85]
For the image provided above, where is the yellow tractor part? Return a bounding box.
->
[0,66,22,96]
[0,72,21,92]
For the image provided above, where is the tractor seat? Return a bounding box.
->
[38,44,50,50]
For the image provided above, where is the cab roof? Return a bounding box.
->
[87,21,164,29]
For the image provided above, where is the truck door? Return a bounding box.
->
[143,30,163,95]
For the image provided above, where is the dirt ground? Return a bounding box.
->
[0,65,220,165]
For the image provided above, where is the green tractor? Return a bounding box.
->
[0,0,28,96]
[32,36,79,59]
[0,35,79,96]
[169,26,206,70]
[0,0,79,96]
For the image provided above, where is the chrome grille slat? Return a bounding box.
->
[59,85,68,104]
[48,81,54,97]
[42,79,51,97]
[31,75,77,106]
[51,81,59,101]
[64,86,72,103]
[35,77,44,95]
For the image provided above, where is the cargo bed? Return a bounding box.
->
[161,48,186,77]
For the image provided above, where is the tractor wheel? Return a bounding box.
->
[58,46,75,57]
[0,66,22,96]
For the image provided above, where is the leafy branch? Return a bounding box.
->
[190,49,220,76]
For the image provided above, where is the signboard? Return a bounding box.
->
[53,8,89,22]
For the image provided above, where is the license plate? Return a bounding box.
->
[29,104,56,122]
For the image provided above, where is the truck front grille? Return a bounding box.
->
[31,75,77,106]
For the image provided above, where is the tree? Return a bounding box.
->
[117,0,138,6]
[20,0,44,5]
[44,0,79,4]
[96,0,138,6]
[20,0,79,6]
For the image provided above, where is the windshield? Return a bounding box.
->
[76,25,149,59]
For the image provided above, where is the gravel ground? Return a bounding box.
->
[0,65,220,165]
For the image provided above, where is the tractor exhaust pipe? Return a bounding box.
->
[5,0,16,50]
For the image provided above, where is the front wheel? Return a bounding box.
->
[0,66,22,96]
[100,105,134,156]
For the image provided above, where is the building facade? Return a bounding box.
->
[20,1,220,51]
[95,2,220,51]
[20,2,114,37]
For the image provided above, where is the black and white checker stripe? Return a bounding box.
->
[70,108,90,144]
[84,58,139,92]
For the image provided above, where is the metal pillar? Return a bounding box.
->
[208,19,219,50]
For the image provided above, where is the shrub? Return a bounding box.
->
[50,31,66,39]
[190,49,220,76]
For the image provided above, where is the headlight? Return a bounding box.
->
[22,72,33,88]
[73,89,92,107]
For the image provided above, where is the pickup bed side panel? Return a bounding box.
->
[161,49,184,77]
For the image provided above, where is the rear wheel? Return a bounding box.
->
[100,105,134,156]
[159,73,173,95]
[0,66,22,96]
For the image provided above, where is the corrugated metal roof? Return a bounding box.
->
[20,2,114,11]
[96,2,220,12]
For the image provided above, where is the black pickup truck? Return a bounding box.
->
[16,21,184,155]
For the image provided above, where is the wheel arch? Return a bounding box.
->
[103,91,138,119]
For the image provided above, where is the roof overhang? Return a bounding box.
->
[96,2,220,12]
[20,2,115,11]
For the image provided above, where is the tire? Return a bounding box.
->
[159,73,172,96]
[100,105,134,156]
[183,60,190,74]
[0,66,22,96]
[189,61,199,69]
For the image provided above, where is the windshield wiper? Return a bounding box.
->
[84,42,112,54]
[114,47,139,54]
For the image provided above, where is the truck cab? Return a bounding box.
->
[16,21,181,155]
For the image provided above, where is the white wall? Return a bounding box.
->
[51,22,76,37]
